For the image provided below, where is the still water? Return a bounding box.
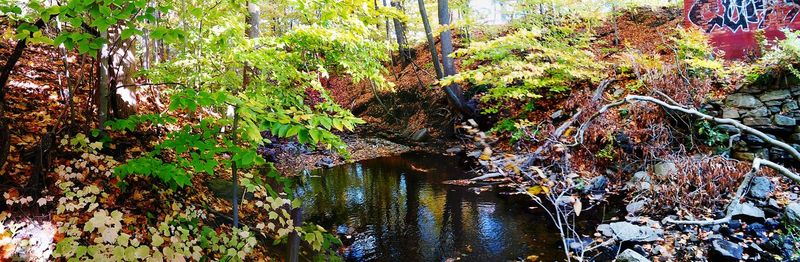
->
[297,152,596,261]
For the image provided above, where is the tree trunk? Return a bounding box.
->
[437,0,470,115]
[232,1,261,228]
[111,29,139,119]
[418,0,443,79]
[391,1,410,62]
[98,30,111,128]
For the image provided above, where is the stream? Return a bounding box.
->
[297,152,620,261]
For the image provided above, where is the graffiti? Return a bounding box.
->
[687,0,800,33]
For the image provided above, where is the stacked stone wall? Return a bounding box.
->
[712,84,800,162]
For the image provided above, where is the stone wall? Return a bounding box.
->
[711,83,800,162]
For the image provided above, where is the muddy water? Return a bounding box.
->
[298,152,613,261]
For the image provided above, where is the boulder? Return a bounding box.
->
[616,249,649,262]
[726,93,763,109]
[748,176,774,199]
[759,89,791,102]
[784,202,800,225]
[710,239,743,261]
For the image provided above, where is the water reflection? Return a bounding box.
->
[296,152,568,261]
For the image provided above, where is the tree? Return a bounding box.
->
[418,0,443,79]
[391,0,411,62]
[437,0,470,115]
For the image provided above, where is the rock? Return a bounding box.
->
[722,107,740,119]
[731,151,756,161]
[607,222,663,242]
[653,161,677,180]
[784,101,799,111]
[584,175,608,193]
[773,114,797,126]
[315,157,335,168]
[445,146,463,154]
[555,195,574,207]
[205,178,255,202]
[726,93,763,108]
[597,224,613,237]
[625,171,652,191]
[731,201,766,220]
[410,128,429,141]
[744,134,766,145]
[743,117,772,126]
[466,150,482,158]
[626,200,648,216]
[728,219,742,230]
[760,89,792,102]
[743,107,770,117]
[765,100,784,106]
[565,237,592,252]
[748,176,774,199]
[792,133,800,142]
[747,223,769,242]
[710,239,744,261]
[616,249,649,262]
[784,202,800,225]
[550,110,563,120]
[716,124,740,134]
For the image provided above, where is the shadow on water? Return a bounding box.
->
[297,152,619,261]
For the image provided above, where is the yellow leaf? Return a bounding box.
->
[527,186,542,195]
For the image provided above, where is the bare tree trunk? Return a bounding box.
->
[111,33,139,119]
[232,1,260,228]
[418,0,443,79]
[391,1,410,62]
[98,30,111,128]
[437,0,470,115]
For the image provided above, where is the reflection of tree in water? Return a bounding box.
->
[434,186,464,259]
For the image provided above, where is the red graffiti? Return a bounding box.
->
[685,0,800,58]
